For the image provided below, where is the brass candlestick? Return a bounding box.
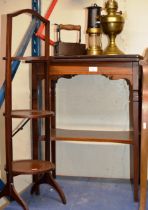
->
[101,0,124,55]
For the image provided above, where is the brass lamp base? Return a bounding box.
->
[87,48,102,55]
[101,0,124,55]
[103,43,124,55]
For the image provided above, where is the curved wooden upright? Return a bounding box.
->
[0,9,66,210]
[139,50,148,210]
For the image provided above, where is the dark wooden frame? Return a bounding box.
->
[31,54,142,202]
[139,59,148,210]
[0,9,66,210]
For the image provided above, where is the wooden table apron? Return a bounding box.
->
[31,55,142,202]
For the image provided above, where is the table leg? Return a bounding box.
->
[50,80,56,177]
[139,63,148,210]
[139,129,148,210]
[31,63,42,194]
[131,91,140,202]
[133,101,140,201]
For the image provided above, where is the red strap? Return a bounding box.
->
[38,33,54,46]
[36,0,58,45]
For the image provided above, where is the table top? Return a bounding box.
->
[15,54,143,64]
[51,54,142,63]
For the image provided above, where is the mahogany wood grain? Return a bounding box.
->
[49,65,132,76]
[10,109,54,118]
[29,53,142,201]
[11,56,49,62]
[50,80,57,177]
[45,54,142,202]
[12,160,55,175]
[31,62,40,194]
[139,63,148,210]
[0,9,51,210]
[51,54,142,62]
[0,9,66,210]
[50,129,133,144]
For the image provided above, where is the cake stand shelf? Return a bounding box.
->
[0,9,66,210]
[12,160,55,175]
[10,109,54,118]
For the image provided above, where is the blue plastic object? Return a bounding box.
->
[0,19,38,108]
[0,179,4,191]
[32,0,42,112]
[32,0,41,57]
[32,0,42,159]
[32,0,41,110]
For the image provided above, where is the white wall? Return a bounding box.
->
[0,1,33,206]
[0,1,148,205]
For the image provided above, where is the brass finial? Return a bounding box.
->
[106,0,118,14]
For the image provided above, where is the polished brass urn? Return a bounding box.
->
[101,0,124,55]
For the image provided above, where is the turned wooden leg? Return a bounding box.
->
[30,176,40,195]
[47,173,66,204]
[50,80,56,178]
[31,172,66,204]
[0,183,29,210]
[130,95,140,202]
